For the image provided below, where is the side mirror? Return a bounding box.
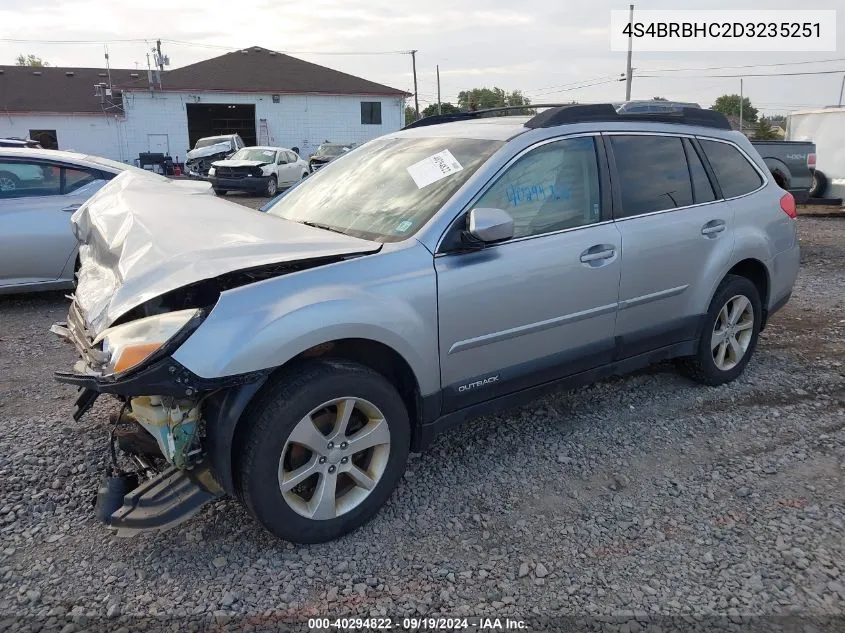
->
[465,207,514,244]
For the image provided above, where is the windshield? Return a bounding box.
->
[265,136,503,242]
[195,136,231,149]
[315,144,349,157]
[230,148,277,162]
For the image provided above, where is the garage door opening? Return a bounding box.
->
[186,103,256,149]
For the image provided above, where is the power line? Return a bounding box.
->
[636,68,845,79]
[636,56,845,73]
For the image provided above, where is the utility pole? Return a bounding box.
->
[625,4,634,100]
[156,39,164,89]
[739,77,744,135]
[411,50,419,119]
[436,64,441,115]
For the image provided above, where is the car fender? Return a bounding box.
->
[763,157,792,188]
[172,244,440,395]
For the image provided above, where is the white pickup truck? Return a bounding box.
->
[184,134,244,177]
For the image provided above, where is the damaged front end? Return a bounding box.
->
[51,297,236,536]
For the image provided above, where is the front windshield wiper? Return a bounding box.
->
[300,220,348,236]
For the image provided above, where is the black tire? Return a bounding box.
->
[302,171,309,179]
[772,171,788,190]
[0,171,21,192]
[676,274,762,386]
[213,189,227,196]
[265,175,278,197]
[808,170,828,198]
[236,360,410,543]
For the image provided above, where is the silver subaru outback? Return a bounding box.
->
[52,104,800,543]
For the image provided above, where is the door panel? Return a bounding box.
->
[435,135,620,413]
[436,224,622,411]
[606,134,735,358]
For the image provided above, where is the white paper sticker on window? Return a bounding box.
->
[407,150,463,189]
[263,150,275,157]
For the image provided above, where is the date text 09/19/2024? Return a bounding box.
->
[307,617,528,630]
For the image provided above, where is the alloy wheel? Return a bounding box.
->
[278,397,391,520]
[0,177,16,191]
[711,294,754,371]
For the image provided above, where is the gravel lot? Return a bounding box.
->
[1,214,843,632]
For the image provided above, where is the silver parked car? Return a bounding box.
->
[0,149,151,294]
[52,104,800,544]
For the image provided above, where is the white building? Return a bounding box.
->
[0,46,408,163]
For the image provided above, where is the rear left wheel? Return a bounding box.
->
[236,361,410,543]
[676,275,761,386]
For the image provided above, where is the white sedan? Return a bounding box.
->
[207,146,310,197]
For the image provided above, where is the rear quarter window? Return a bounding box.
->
[699,139,763,198]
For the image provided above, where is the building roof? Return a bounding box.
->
[125,46,408,97]
[0,66,135,114]
[0,46,407,114]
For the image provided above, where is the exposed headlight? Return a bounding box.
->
[93,309,199,376]
[208,167,216,176]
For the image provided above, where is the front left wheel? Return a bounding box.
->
[236,361,410,543]
[265,175,278,197]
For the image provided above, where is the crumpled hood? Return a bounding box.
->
[72,171,381,336]
[186,142,232,161]
[211,159,270,168]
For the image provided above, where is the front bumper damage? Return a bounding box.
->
[51,304,265,536]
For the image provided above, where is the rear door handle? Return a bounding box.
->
[580,246,616,263]
[61,204,81,213]
[701,220,726,236]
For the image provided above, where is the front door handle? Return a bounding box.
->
[580,248,615,263]
[701,220,726,237]
[61,204,81,213]
[581,244,616,266]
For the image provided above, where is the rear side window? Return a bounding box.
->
[699,139,763,198]
[683,139,716,204]
[610,135,693,217]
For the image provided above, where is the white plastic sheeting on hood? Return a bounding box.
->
[71,171,381,336]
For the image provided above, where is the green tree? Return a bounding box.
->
[652,96,667,101]
[752,117,780,140]
[405,106,418,126]
[456,87,531,111]
[710,94,758,123]
[420,103,461,118]
[15,54,48,67]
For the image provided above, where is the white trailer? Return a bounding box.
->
[786,107,845,199]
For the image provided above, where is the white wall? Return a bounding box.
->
[120,90,405,162]
[0,112,125,160]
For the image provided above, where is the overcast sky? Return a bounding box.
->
[1,0,843,116]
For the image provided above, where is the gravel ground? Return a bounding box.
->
[0,216,843,633]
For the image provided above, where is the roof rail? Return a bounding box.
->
[525,104,731,130]
[401,104,570,130]
[402,103,731,131]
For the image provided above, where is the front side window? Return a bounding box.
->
[0,161,60,198]
[474,136,602,239]
[63,167,105,194]
[610,135,694,218]
[361,102,382,125]
[266,136,503,242]
[699,139,763,198]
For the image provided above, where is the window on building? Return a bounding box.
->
[29,130,58,150]
[699,139,764,198]
[361,102,382,125]
[610,135,694,217]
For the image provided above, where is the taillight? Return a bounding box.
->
[807,153,816,169]
[780,192,797,219]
